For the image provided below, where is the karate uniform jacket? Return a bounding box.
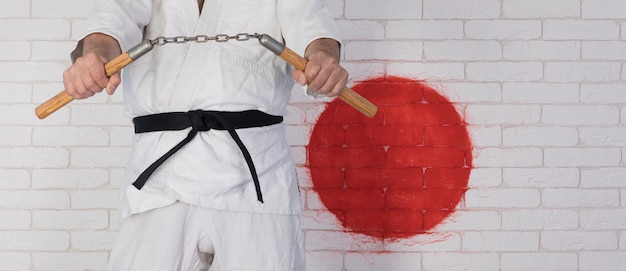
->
[80,0,340,217]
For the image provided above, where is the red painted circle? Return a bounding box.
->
[307,76,473,240]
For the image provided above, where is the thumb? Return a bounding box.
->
[291,70,307,86]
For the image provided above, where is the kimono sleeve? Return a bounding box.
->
[78,0,152,53]
[277,0,342,56]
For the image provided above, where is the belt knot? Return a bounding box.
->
[188,110,216,131]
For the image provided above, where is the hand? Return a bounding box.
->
[63,33,122,99]
[63,53,121,99]
[292,38,348,97]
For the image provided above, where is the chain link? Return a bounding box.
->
[151,33,260,46]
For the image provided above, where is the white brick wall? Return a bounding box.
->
[1,0,625,270]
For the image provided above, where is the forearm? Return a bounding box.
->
[304,38,341,62]
[71,33,121,63]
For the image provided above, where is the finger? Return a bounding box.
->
[304,63,322,90]
[291,70,307,86]
[106,72,121,95]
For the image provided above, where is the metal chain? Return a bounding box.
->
[151,33,260,46]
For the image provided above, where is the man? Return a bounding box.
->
[63,0,347,270]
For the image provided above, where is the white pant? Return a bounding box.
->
[109,201,306,271]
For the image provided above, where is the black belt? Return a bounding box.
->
[132,110,283,203]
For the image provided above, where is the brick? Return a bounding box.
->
[423,0,500,19]
[580,127,626,146]
[502,209,579,230]
[466,20,541,40]
[582,0,626,19]
[309,167,344,188]
[583,41,626,60]
[465,188,541,208]
[345,209,423,232]
[467,168,502,188]
[472,147,543,167]
[305,251,344,271]
[0,19,70,40]
[425,41,502,61]
[0,126,31,146]
[33,126,109,146]
[579,252,626,271]
[423,168,470,188]
[346,125,423,146]
[385,232,462,252]
[542,231,617,250]
[0,231,69,251]
[387,146,466,167]
[442,83,501,103]
[31,41,76,61]
[580,209,626,230]
[32,0,95,18]
[386,188,465,210]
[285,125,311,146]
[0,41,30,61]
[503,127,578,147]
[423,253,499,271]
[305,230,383,251]
[335,20,385,40]
[543,188,619,208]
[345,41,423,61]
[308,146,386,168]
[385,104,463,125]
[70,104,128,126]
[0,253,30,270]
[504,0,579,18]
[387,62,466,81]
[505,40,580,61]
[466,126,502,147]
[501,253,578,271]
[462,232,539,252]
[71,190,119,209]
[70,147,131,168]
[345,168,423,189]
[0,0,29,18]
[308,125,345,147]
[300,210,343,231]
[346,0,421,19]
[467,62,543,81]
[542,105,619,125]
[503,168,579,188]
[345,252,421,271]
[424,126,471,147]
[502,83,579,103]
[0,211,31,230]
[0,169,30,190]
[0,190,69,209]
[581,84,626,104]
[32,252,108,271]
[32,169,109,189]
[432,210,501,231]
[0,83,31,103]
[387,20,464,40]
[70,231,117,251]
[545,62,621,82]
[544,148,621,167]
[313,188,385,210]
[581,168,626,188]
[544,20,619,40]
[33,210,109,230]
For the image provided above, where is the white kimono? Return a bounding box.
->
[81,0,340,217]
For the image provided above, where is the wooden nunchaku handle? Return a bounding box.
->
[258,35,378,118]
[35,40,154,119]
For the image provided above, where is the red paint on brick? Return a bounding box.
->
[307,76,473,240]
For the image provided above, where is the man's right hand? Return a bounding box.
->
[63,33,122,99]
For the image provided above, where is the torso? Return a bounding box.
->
[198,0,204,13]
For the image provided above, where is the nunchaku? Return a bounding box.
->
[35,34,378,119]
